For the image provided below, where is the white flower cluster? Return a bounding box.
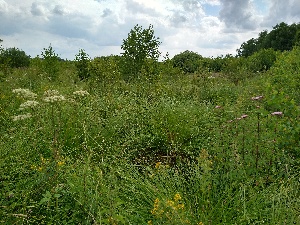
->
[44,95,66,103]
[12,88,37,99]
[19,100,39,110]
[43,90,60,97]
[43,89,66,103]
[12,113,32,121]
[73,90,90,97]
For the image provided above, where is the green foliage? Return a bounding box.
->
[89,55,121,83]
[172,50,202,73]
[41,44,60,80]
[0,47,30,68]
[120,24,161,80]
[1,37,300,224]
[247,48,279,72]
[237,22,300,57]
[75,49,91,80]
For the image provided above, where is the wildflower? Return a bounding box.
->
[12,88,37,99]
[12,113,32,121]
[151,198,160,215]
[251,95,263,101]
[166,200,175,208]
[19,100,39,110]
[44,90,60,97]
[57,161,65,166]
[147,220,153,225]
[198,222,204,225]
[271,111,283,116]
[155,162,161,169]
[174,193,182,202]
[73,90,90,97]
[43,95,66,103]
[176,204,184,210]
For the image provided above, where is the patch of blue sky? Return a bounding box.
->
[253,0,269,14]
[203,4,221,16]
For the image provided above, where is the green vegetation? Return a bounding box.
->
[237,22,300,57]
[0,24,300,224]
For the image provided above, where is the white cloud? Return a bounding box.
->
[0,0,299,60]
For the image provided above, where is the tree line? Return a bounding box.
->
[1,21,300,81]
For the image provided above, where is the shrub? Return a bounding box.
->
[247,48,279,72]
[0,47,30,68]
[172,50,202,73]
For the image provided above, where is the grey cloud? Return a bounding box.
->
[102,8,112,18]
[31,2,45,16]
[290,0,300,17]
[219,0,257,31]
[53,5,65,16]
[262,0,300,27]
[170,13,187,27]
[125,0,160,16]
[182,0,202,12]
[47,15,91,39]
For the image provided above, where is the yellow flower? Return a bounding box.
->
[198,222,204,225]
[174,193,182,201]
[147,220,153,225]
[155,162,161,169]
[176,204,184,210]
[166,200,175,208]
[151,198,160,214]
[57,161,65,166]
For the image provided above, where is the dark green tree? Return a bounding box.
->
[0,47,30,68]
[237,22,300,57]
[41,44,60,80]
[75,49,91,80]
[172,50,202,73]
[120,24,161,80]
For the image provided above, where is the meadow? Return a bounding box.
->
[0,47,300,224]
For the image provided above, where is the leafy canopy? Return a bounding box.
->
[120,24,161,80]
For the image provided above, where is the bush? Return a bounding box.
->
[247,48,279,72]
[172,50,202,73]
[0,47,30,68]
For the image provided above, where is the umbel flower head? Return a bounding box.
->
[12,88,37,99]
[19,100,39,110]
[43,89,65,103]
[12,113,32,121]
[73,90,90,97]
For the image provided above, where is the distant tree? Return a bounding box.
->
[41,44,60,80]
[0,47,30,68]
[75,49,91,80]
[237,22,300,57]
[237,38,258,57]
[172,50,202,73]
[120,24,161,80]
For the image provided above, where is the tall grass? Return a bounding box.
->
[0,57,299,224]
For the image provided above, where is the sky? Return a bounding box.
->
[1,0,300,60]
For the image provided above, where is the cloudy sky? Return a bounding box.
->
[1,0,300,60]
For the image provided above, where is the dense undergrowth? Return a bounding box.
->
[1,48,300,224]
